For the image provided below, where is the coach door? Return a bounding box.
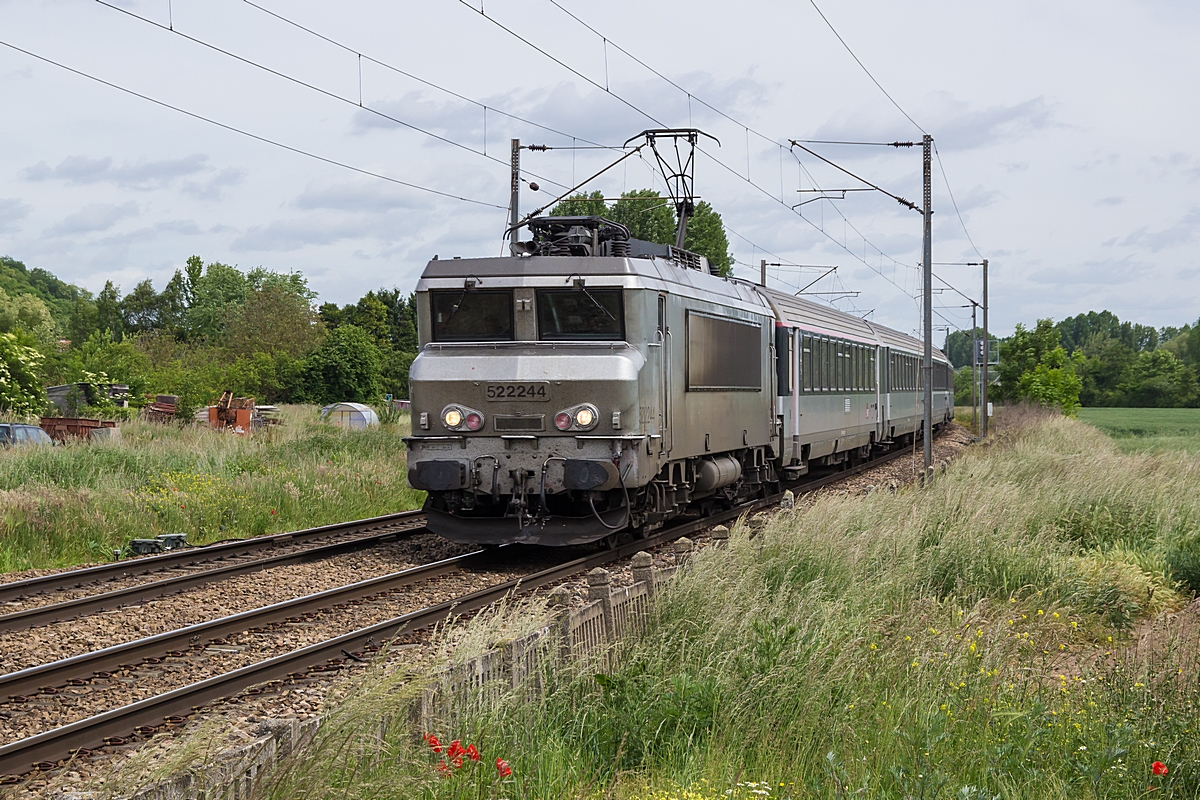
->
[658,294,672,456]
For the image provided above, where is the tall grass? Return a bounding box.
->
[0,406,424,573]
[255,411,1200,799]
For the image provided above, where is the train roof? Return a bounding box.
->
[418,253,948,362]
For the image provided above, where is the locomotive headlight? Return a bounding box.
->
[574,406,596,428]
[442,407,464,429]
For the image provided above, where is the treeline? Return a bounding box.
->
[944,309,1200,413]
[0,255,417,418]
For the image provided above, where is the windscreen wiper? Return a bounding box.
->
[567,275,616,321]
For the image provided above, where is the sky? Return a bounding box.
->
[0,0,1197,339]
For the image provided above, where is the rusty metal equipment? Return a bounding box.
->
[208,392,255,432]
[38,417,117,443]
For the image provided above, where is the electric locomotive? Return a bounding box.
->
[405,215,953,546]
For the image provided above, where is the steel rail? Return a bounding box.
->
[0,548,485,700]
[0,510,427,604]
[0,521,427,633]
[0,440,929,778]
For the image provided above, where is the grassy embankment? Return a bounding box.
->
[0,406,423,574]
[255,409,1200,799]
[1078,407,1200,454]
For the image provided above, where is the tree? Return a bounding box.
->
[1118,349,1198,408]
[0,286,56,346]
[682,200,733,276]
[223,284,325,358]
[185,261,249,341]
[298,324,382,404]
[609,189,676,244]
[121,279,163,334]
[0,332,45,415]
[96,281,124,340]
[999,319,1084,415]
[549,190,607,218]
[1077,335,1136,406]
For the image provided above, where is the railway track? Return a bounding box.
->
[0,444,923,782]
[0,510,428,607]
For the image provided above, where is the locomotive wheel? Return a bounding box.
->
[600,532,620,550]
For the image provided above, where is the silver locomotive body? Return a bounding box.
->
[406,216,952,545]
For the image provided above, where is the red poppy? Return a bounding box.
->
[270,508,277,515]
[465,743,480,762]
[423,733,442,753]
[436,760,450,775]
[1152,761,1169,776]
[446,740,465,759]
[496,757,512,778]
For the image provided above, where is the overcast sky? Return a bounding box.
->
[1,0,1196,338]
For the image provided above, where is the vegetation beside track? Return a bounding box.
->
[254,409,1200,799]
[0,406,423,573]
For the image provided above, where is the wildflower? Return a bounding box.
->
[465,743,480,761]
[437,760,450,775]
[270,508,277,515]
[423,733,443,753]
[447,740,466,759]
[496,757,512,777]
[1152,761,1169,776]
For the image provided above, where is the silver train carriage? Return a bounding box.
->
[405,216,953,545]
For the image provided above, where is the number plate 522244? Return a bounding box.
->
[485,383,550,401]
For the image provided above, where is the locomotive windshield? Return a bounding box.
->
[431,289,514,341]
[536,289,624,340]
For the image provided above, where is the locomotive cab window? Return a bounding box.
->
[536,289,624,340]
[431,289,514,342]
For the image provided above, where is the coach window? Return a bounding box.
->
[822,339,831,391]
[806,335,816,391]
[431,289,514,342]
[869,352,876,390]
[536,288,624,340]
[840,342,848,391]
[855,346,863,391]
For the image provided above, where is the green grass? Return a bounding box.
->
[0,406,424,573]
[250,410,1200,800]
[1078,407,1200,454]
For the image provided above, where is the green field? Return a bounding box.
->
[1078,407,1200,453]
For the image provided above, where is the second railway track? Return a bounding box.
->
[0,509,429,609]
[0,442,940,782]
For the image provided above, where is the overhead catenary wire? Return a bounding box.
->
[805,0,926,135]
[239,0,622,153]
[0,38,506,210]
[94,0,575,193]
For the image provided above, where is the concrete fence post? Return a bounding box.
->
[587,567,615,641]
[547,585,572,659]
[673,537,694,567]
[631,551,656,593]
